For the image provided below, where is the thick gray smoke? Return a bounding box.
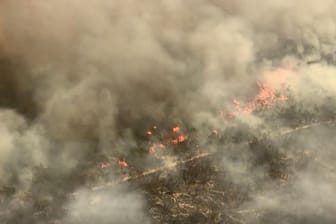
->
[1,0,336,223]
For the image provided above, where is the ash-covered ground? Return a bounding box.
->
[1,1,336,224]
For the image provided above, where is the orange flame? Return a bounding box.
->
[118,160,128,167]
[172,126,180,133]
[148,143,167,160]
[171,139,179,144]
[149,146,156,154]
[178,135,186,143]
[147,131,152,135]
[171,135,187,144]
[144,67,290,163]
[100,162,111,169]
[231,68,289,115]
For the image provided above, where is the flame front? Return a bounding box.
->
[230,67,290,116]
[101,67,290,167]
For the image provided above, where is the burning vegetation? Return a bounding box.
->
[1,1,336,224]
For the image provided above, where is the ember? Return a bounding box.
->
[148,143,168,160]
[172,126,180,133]
[118,160,128,167]
[149,146,156,154]
[212,130,219,135]
[230,67,289,115]
[100,162,111,169]
[147,131,152,135]
[178,135,187,143]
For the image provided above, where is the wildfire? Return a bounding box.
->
[230,67,289,115]
[173,126,180,133]
[178,135,187,143]
[171,139,179,144]
[147,131,152,135]
[212,129,218,135]
[149,145,156,154]
[233,98,240,105]
[145,125,189,160]
[148,143,167,160]
[144,67,289,162]
[100,162,111,169]
[118,159,128,167]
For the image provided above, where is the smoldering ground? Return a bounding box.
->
[0,0,336,223]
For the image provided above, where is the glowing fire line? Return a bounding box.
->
[102,67,290,168]
[92,119,336,192]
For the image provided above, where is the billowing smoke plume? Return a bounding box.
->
[0,0,336,223]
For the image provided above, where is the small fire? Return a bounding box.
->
[100,162,111,169]
[147,131,152,135]
[278,94,288,101]
[178,135,186,143]
[226,112,235,119]
[118,159,128,167]
[171,135,187,144]
[244,82,288,113]
[148,143,167,160]
[149,146,156,154]
[230,67,289,115]
[233,98,241,110]
[172,126,180,133]
[171,139,179,144]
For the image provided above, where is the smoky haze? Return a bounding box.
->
[0,0,336,223]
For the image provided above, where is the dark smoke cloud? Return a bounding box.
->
[0,0,336,223]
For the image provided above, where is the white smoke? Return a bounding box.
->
[0,0,336,223]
